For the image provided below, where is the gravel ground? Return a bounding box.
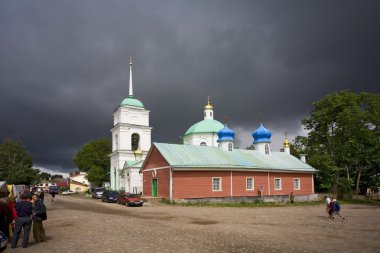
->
[5,194,380,253]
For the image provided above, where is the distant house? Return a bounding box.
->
[69,172,89,192]
[54,178,69,188]
[35,181,57,192]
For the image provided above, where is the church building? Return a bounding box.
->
[183,97,224,147]
[110,58,151,193]
[140,100,317,203]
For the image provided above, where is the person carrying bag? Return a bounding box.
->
[32,193,47,242]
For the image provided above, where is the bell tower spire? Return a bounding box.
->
[129,56,133,97]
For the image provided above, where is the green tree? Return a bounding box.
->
[51,174,63,180]
[298,90,380,195]
[40,172,51,181]
[86,165,108,187]
[73,138,111,186]
[0,138,40,185]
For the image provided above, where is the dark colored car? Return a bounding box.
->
[91,187,105,199]
[102,190,118,203]
[117,193,144,207]
[0,231,8,252]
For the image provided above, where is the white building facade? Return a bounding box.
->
[110,58,151,193]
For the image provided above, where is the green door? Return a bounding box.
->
[152,179,158,197]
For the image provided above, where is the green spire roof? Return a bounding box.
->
[184,119,224,136]
[120,95,144,108]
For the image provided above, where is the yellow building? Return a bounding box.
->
[69,172,89,192]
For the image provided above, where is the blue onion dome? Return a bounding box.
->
[217,124,235,142]
[252,123,272,144]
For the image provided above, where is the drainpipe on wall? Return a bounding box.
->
[169,166,173,202]
[230,171,233,197]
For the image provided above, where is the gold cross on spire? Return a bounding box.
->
[204,96,213,110]
[283,132,290,147]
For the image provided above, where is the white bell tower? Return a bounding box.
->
[110,57,152,191]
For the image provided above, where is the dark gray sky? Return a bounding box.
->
[1,0,379,175]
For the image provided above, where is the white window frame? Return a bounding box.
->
[212,177,222,191]
[293,178,301,190]
[228,143,233,151]
[274,178,282,190]
[246,177,254,191]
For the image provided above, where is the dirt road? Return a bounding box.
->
[6,195,380,252]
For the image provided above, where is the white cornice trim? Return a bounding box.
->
[142,166,171,172]
[110,123,153,132]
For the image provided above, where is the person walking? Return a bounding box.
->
[11,193,33,249]
[290,192,294,204]
[325,196,331,214]
[50,191,56,203]
[32,193,47,242]
[328,199,335,221]
[332,199,346,221]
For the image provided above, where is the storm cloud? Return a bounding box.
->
[1,0,379,173]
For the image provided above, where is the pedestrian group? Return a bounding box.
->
[0,190,47,249]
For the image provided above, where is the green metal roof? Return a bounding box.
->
[153,143,316,172]
[123,160,143,169]
[120,96,144,108]
[184,119,224,136]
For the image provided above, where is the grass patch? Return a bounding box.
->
[159,197,380,208]
[162,200,325,208]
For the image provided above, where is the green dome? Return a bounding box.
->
[184,119,224,136]
[120,96,144,108]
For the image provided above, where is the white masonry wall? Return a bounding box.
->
[183,133,219,147]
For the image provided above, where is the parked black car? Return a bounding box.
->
[101,190,118,203]
[0,231,8,252]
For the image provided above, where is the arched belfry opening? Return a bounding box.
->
[131,133,140,151]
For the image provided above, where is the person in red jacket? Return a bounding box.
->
[0,198,14,238]
[328,199,335,221]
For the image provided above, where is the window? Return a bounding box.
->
[204,112,206,117]
[131,133,140,151]
[228,143,233,151]
[212,177,222,191]
[246,177,254,190]
[200,142,206,146]
[115,134,118,149]
[274,178,282,190]
[293,178,300,190]
[265,144,269,154]
[210,112,213,117]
